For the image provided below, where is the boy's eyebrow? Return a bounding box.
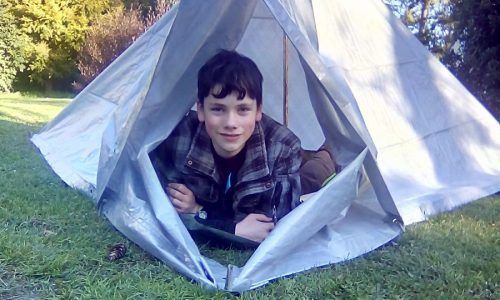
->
[208,103,226,107]
[207,101,226,107]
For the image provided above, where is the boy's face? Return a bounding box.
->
[197,88,262,158]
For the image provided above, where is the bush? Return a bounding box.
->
[73,6,144,91]
[0,2,27,92]
[8,0,118,92]
[73,1,172,91]
[446,0,500,119]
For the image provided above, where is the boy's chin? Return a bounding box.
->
[216,146,244,158]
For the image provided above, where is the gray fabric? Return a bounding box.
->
[31,0,500,292]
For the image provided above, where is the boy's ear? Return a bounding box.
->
[196,101,205,122]
[256,103,263,122]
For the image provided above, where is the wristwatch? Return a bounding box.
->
[197,208,207,220]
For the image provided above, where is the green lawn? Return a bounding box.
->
[0,93,498,299]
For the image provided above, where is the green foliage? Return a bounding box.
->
[7,0,119,91]
[445,0,500,118]
[73,6,145,91]
[1,0,173,92]
[384,0,453,57]
[122,0,175,18]
[0,3,28,92]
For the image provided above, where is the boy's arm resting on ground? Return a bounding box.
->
[235,214,274,243]
[167,182,274,242]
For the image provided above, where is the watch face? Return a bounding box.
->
[198,210,208,220]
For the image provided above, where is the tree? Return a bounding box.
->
[73,0,173,90]
[445,0,499,118]
[385,0,499,119]
[384,0,454,58]
[0,2,27,92]
[8,0,119,91]
[73,6,145,90]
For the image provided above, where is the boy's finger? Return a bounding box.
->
[170,189,191,203]
[168,183,181,191]
[170,192,189,204]
[168,183,189,195]
[170,198,181,209]
[175,184,191,195]
[167,187,176,198]
[171,198,186,210]
[254,214,272,222]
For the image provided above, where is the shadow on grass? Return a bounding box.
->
[0,95,69,127]
[0,96,70,106]
[18,90,75,99]
[0,107,51,125]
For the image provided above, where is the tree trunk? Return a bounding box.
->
[418,0,430,42]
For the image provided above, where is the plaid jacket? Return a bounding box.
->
[153,110,302,224]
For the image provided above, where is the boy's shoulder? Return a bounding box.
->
[180,110,199,129]
[170,110,199,137]
[260,114,300,149]
[162,111,200,156]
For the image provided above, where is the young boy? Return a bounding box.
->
[154,50,302,243]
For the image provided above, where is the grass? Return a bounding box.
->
[0,92,498,299]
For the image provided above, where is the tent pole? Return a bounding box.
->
[283,32,289,127]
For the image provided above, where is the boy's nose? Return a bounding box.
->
[224,111,238,129]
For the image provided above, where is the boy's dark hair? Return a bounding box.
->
[197,50,263,106]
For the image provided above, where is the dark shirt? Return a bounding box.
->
[199,146,246,232]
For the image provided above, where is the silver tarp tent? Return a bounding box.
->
[31,0,500,292]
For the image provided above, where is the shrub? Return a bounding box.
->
[73,0,173,91]
[73,6,144,91]
[8,0,118,92]
[0,2,27,92]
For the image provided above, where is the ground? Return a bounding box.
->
[0,93,498,299]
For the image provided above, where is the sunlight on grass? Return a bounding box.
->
[0,93,69,124]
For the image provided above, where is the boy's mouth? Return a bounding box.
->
[220,133,240,141]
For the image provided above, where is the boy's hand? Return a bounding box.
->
[235,214,274,243]
[167,183,202,214]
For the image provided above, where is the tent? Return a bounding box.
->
[31,0,500,292]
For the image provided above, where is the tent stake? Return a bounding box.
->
[283,33,289,127]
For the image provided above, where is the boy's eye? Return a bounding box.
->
[238,106,251,112]
[210,107,224,112]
